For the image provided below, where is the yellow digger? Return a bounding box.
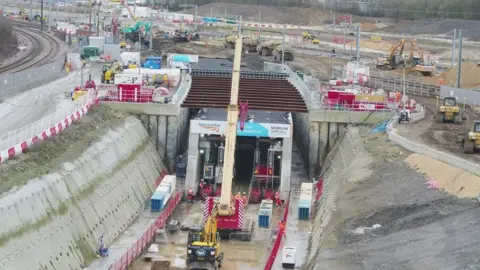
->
[101,61,123,84]
[435,95,467,124]
[186,207,224,270]
[375,38,406,70]
[460,121,480,154]
[406,37,436,76]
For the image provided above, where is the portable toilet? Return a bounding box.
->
[298,183,313,220]
[258,199,273,228]
[151,191,165,212]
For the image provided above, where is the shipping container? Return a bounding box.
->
[151,191,165,212]
[258,199,273,228]
[258,215,270,228]
[298,183,313,220]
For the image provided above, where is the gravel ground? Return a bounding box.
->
[313,133,480,270]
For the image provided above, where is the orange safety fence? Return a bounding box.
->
[264,191,291,270]
[108,189,183,270]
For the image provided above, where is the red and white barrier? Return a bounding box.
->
[0,102,94,164]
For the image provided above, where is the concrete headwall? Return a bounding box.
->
[0,117,167,270]
[303,126,363,270]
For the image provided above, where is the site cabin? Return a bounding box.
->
[282,246,296,268]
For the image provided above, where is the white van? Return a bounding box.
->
[282,246,296,269]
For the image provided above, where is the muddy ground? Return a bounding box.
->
[396,96,480,164]
[0,106,131,196]
[314,133,480,270]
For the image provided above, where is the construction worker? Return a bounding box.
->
[242,192,248,205]
[277,219,286,237]
[235,192,241,200]
[274,191,283,207]
[187,187,193,203]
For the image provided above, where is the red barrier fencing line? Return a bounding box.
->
[108,190,183,270]
[264,192,291,270]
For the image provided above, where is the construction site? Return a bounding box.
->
[1,2,480,270]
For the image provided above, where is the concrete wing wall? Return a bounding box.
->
[302,126,363,270]
[0,117,166,270]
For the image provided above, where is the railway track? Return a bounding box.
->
[0,21,61,74]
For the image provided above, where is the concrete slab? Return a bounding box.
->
[309,109,393,124]
[272,143,311,269]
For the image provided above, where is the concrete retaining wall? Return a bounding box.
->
[387,111,480,176]
[303,126,363,270]
[0,117,167,270]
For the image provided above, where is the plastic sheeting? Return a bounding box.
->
[370,120,389,134]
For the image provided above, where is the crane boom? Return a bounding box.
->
[218,34,243,215]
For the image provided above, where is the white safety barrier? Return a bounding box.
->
[387,109,480,176]
[0,90,97,163]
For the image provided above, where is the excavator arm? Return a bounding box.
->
[388,38,406,60]
[218,33,243,216]
[121,0,138,22]
[410,37,424,62]
[204,207,218,243]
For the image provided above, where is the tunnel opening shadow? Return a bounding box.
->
[233,136,256,194]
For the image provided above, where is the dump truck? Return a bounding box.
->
[257,40,281,56]
[272,44,294,61]
[224,35,260,52]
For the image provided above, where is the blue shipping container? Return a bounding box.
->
[298,207,310,220]
[151,191,165,212]
[258,215,270,228]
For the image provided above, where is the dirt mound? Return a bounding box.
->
[0,17,18,60]
[0,106,131,195]
[439,62,480,88]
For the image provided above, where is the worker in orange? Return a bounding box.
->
[235,192,241,200]
[187,187,194,203]
[274,191,283,207]
[242,192,248,205]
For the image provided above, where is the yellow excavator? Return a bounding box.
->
[101,61,123,84]
[186,207,223,270]
[375,38,406,70]
[407,37,436,76]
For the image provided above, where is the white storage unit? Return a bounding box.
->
[282,246,296,268]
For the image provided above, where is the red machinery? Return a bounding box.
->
[199,181,213,199]
[264,189,274,200]
[249,187,262,203]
